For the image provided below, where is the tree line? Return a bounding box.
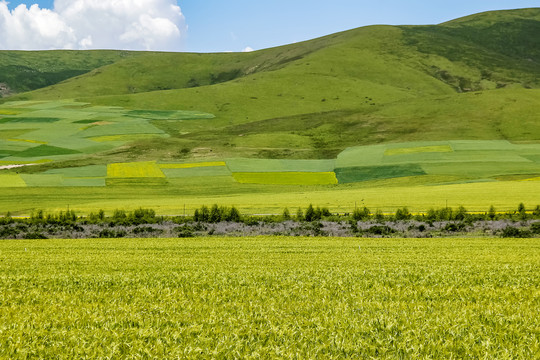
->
[1,203,540,226]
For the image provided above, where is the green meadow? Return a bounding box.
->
[1,237,539,358]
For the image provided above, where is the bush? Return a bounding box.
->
[364,225,396,236]
[487,206,497,220]
[352,207,370,221]
[24,232,47,239]
[130,208,157,225]
[193,205,241,223]
[530,222,540,234]
[209,204,224,223]
[395,207,411,221]
[296,208,304,222]
[176,226,194,238]
[0,226,18,238]
[501,226,531,238]
[112,210,128,225]
[133,226,162,235]
[304,204,316,222]
[98,229,126,238]
[444,222,466,232]
[0,212,13,225]
[282,208,291,221]
[226,206,242,222]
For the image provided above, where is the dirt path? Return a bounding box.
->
[0,164,36,170]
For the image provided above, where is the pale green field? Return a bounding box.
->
[0,237,538,358]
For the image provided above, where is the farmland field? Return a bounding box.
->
[0,178,539,216]
[232,171,338,185]
[0,237,538,358]
[0,100,214,163]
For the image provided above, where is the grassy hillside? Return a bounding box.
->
[0,50,147,95]
[3,9,536,161]
[0,9,539,214]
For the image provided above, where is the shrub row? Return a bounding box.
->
[2,203,540,227]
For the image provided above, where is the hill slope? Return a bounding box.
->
[1,8,539,162]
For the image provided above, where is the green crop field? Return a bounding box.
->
[0,237,538,358]
[226,158,335,173]
[0,178,538,216]
[0,100,213,164]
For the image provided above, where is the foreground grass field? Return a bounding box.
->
[0,237,538,358]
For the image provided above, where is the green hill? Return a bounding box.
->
[0,50,144,95]
[2,8,537,161]
[0,8,539,215]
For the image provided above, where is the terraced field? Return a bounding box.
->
[1,125,539,189]
[0,100,214,163]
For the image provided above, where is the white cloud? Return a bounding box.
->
[0,0,186,51]
[242,46,254,52]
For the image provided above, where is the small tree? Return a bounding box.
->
[426,208,437,222]
[518,203,527,220]
[487,205,497,220]
[304,204,316,222]
[197,205,210,222]
[282,208,291,221]
[209,204,223,223]
[112,209,127,224]
[437,207,453,221]
[395,207,411,221]
[320,207,331,217]
[454,206,468,221]
[227,206,241,222]
[296,208,304,222]
[352,207,370,221]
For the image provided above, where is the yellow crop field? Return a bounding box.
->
[107,161,165,178]
[0,174,27,187]
[521,176,540,181]
[91,134,163,142]
[233,172,338,185]
[159,161,226,169]
[385,145,453,156]
[0,110,21,115]
[8,138,48,144]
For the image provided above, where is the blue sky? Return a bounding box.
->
[2,0,539,52]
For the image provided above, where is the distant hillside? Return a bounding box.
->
[1,8,539,160]
[0,50,142,95]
